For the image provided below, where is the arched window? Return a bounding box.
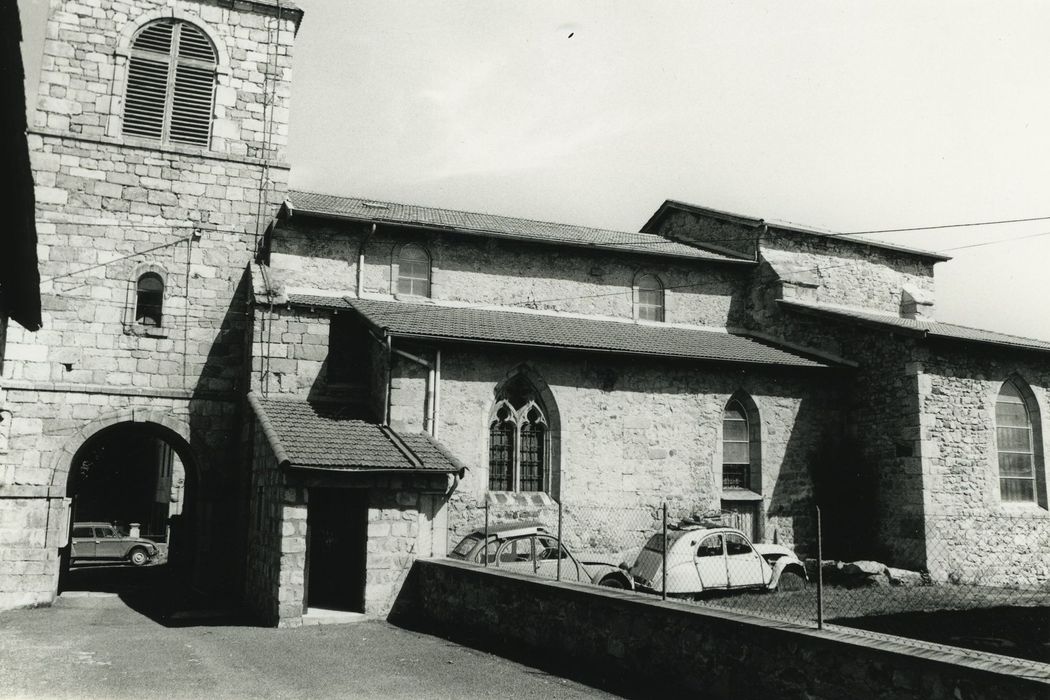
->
[635,273,665,322]
[123,19,218,147]
[996,378,1044,504]
[721,394,763,540]
[488,375,554,493]
[722,400,751,488]
[397,244,431,297]
[136,272,164,326]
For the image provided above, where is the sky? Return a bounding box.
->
[18,0,1050,340]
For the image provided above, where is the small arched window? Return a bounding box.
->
[136,272,164,326]
[996,379,1044,504]
[635,273,665,322]
[397,244,431,297]
[123,19,218,147]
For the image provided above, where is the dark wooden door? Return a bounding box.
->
[306,489,368,613]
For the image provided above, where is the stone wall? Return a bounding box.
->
[244,417,304,627]
[32,0,297,160]
[392,559,1048,700]
[382,345,845,557]
[916,343,1050,584]
[270,219,749,328]
[0,0,297,610]
[0,389,242,608]
[759,226,937,316]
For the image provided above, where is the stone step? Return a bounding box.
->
[53,591,125,608]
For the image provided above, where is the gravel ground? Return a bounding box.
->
[0,595,617,700]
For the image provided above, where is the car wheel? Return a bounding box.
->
[776,570,807,592]
[128,548,150,567]
[598,573,629,589]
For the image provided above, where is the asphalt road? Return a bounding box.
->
[0,594,617,699]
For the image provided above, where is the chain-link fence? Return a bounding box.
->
[451,499,1050,667]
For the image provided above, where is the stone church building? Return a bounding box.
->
[2,0,1047,625]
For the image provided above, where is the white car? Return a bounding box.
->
[599,524,807,596]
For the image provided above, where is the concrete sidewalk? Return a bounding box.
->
[0,594,617,699]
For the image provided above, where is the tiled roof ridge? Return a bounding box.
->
[346,296,833,368]
[289,189,675,242]
[283,190,752,263]
[340,294,734,334]
[780,298,1050,350]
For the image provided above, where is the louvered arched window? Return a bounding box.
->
[123,19,218,147]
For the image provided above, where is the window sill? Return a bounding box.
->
[125,325,170,339]
[997,502,1050,516]
[485,491,556,508]
[721,488,763,502]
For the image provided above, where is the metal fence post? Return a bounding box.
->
[484,500,489,568]
[556,499,563,581]
[662,502,668,601]
[816,505,824,630]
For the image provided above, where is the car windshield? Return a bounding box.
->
[642,534,666,554]
[452,535,481,558]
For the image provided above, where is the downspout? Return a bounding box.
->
[356,223,376,298]
[382,334,392,425]
[392,345,436,436]
[433,349,441,439]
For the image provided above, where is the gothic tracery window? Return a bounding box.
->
[488,376,550,492]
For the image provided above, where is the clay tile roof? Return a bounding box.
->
[285,190,752,263]
[247,393,465,473]
[347,297,831,368]
[779,299,1050,354]
[285,293,353,309]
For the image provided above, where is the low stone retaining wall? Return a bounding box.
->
[391,559,1049,700]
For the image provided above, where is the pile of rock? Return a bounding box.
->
[805,559,928,588]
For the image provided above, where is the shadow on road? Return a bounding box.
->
[61,563,256,628]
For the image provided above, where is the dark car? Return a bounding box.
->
[449,522,616,583]
[71,522,158,566]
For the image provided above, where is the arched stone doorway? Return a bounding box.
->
[54,413,203,595]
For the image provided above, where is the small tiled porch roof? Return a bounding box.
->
[779,299,1050,354]
[344,297,832,368]
[247,393,465,473]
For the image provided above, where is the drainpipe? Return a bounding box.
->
[382,334,392,426]
[392,345,436,436]
[356,223,376,298]
[433,349,441,439]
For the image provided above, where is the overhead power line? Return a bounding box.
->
[840,215,1050,236]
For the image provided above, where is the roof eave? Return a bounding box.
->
[764,223,952,262]
[247,391,292,468]
[377,328,828,369]
[283,464,461,474]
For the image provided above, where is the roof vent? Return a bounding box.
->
[362,201,389,210]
